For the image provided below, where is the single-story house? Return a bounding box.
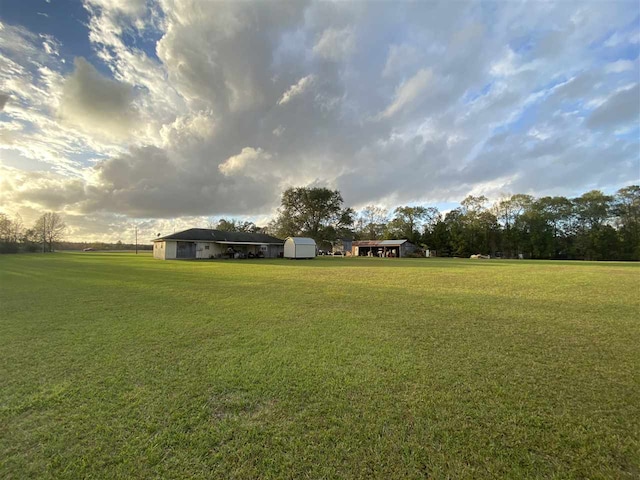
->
[351,239,417,258]
[153,228,284,260]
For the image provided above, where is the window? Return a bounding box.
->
[205,245,210,250]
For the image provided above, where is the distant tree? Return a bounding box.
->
[355,205,388,239]
[536,196,574,258]
[573,190,614,260]
[385,206,437,244]
[420,208,442,247]
[0,213,12,242]
[271,187,354,241]
[215,218,259,233]
[495,194,534,257]
[33,212,66,252]
[444,208,467,256]
[573,190,612,230]
[0,213,20,253]
[22,228,40,252]
[426,218,450,256]
[460,195,489,215]
[460,196,498,255]
[613,185,640,260]
[262,184,640,260]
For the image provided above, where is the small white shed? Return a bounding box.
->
[284,237,317,259]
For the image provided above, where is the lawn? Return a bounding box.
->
[0,253,638,479]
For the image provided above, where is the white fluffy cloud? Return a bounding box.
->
[219,147,272,176]
[278,75,315,105]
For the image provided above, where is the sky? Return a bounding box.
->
[0,0,639,242]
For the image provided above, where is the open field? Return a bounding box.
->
[1,253,638,479]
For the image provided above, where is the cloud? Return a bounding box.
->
[0,166,87,211]
[382,43,423,78]
[40,34,60,57]
[85,0,147,17]
[87,146,278,217]
[59,57,138,139]
[604,30,640,47]
[278,75,315,105]
[604,59,636,73]
[219,147,272,176]
[1,1,639,241]
[587,84,640,129]
[313,27,356,61]
[378,68,433,119]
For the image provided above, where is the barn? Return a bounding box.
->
[284,237,317,259]
[351,239,417,258]
[153,229,284,260]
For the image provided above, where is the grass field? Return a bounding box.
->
[1,253,638,479]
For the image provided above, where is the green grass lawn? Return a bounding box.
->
[1,253,638,479]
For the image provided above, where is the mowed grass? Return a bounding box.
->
[0,254,638,479]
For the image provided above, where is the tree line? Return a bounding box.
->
[265,185,639,261]
[3,184,638,260]
[0,212,66,254]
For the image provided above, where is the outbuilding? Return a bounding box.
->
[284,237,317,259]
[351,239,417,258]
[153,228,284,260]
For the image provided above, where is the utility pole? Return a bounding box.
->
[135,225,138,254]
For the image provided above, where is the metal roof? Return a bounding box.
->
[285,237,316,245]
[379,239,409,246]
[352,239,410,247]
[216,241,278,245]
[153,228,284,244]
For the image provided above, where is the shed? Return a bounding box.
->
[351,239,417,258]
[284,237,317,259]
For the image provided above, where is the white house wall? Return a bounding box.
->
[153,242,164,259]
[164,241,177,259]
[284,240,295,258]
[153,241,177,259]
[296,244,316,258]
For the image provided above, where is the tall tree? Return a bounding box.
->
[272,187,354,241]
[459,195,498,255]
[355,205,388,240]
[385,206,437,243]
[495,194,533,257]
[573,190,612,230]
[426,218,450,255]
[613,185,640,260]
[34,212,66,252]
[536,196,574,258]
[572,190,614,260]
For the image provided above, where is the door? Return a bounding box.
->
[176,241,196,258]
